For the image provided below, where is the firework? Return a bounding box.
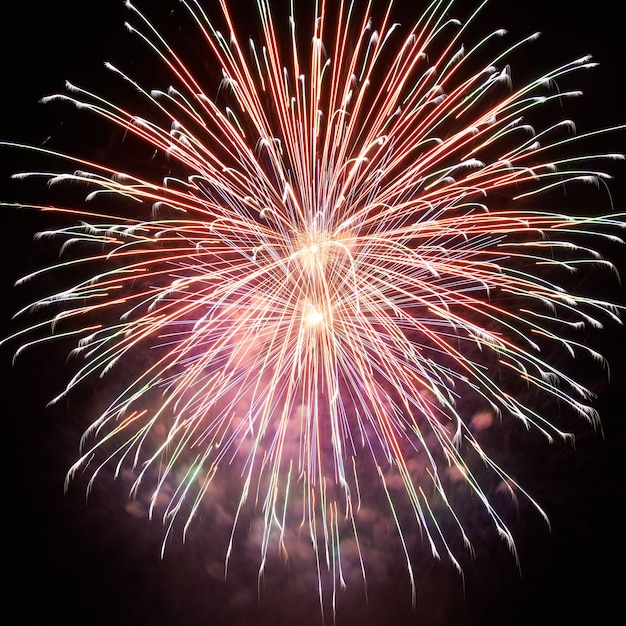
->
[3,0,624,613]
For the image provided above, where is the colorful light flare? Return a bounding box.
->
[3,0,624,612]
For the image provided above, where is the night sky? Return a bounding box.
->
[2,1,625,625]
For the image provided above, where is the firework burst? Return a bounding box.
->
[3,0,624,613]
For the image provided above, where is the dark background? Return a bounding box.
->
[1,1,624,625]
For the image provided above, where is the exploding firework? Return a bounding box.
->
[3,0,624,613]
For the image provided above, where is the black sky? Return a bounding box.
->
[1,1,625,625]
